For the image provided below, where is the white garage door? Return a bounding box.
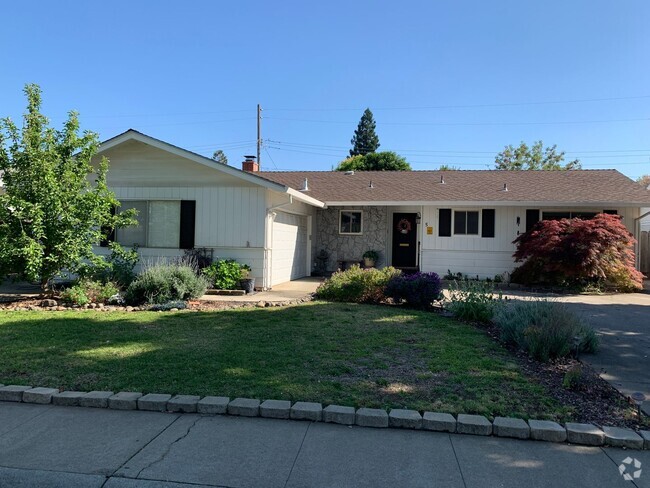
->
[271,212,308,286]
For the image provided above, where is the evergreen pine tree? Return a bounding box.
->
[350,108,380,156]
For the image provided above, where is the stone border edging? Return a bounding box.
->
[0,295,314,312]
[0,384,647,450]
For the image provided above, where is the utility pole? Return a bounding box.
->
[257,104,262,169]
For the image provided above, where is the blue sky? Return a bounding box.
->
[2,1,649,178]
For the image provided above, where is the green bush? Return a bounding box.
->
[202,259,246,290]
[494,299,599,361]
[445,280,503,323]
[77,243,139,288]
[61,280,119,306]
[316,265,401,303]
[125,262,208,305]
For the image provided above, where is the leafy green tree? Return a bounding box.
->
[495,141,581,170]
[636,174,650,188]
[336,151,411,171]
[350,108,380,156]
[0,84,135,290]
[438,164,460,171]
[211,149,228,165]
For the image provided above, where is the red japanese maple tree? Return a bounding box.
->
[511,213,643,291]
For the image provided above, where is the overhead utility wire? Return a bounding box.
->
[265,94,650,112]
[265,116,650,126]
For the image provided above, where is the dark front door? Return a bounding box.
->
[392,213,418,268]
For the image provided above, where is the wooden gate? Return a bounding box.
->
[640,231,650,275]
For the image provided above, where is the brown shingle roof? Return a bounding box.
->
[257,169,650,206]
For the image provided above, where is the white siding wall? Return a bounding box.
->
[105,186,267,282]
[420,205,639,279]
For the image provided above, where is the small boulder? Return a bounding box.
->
[40,299,57,308]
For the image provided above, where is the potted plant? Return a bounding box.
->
[362,250,379,268]
[239,265,255,294]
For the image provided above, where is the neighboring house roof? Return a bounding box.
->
[257,169,650,206]
[97,129,324,208]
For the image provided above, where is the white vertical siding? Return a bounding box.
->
[113,186,267,248]
[420,205,639,279]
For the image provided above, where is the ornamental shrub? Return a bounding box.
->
[385,272,442,309]
[202,259,246,290]
[511,213,643,291]
[494,299,599,361]
[445,280,503,323]
[125,262,207,305]
[316,265,401,303]
[61,280,119,305]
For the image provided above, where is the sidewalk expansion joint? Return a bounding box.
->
[283,421,311,488]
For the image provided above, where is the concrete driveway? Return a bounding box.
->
[503,290,650,402]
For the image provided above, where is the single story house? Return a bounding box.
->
[94,130,650,288]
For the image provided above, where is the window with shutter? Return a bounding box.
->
[525,209,540,233]
[481,209,495,238]
[439,209,452,237]
[115,200,195,249]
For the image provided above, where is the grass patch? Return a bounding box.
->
[0,302,571,420]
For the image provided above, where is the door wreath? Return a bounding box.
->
[397,218,412,234]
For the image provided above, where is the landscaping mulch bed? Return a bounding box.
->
[478,320,648,430]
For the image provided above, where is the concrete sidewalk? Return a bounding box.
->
[0,403,646,488]
[200,277,322,303]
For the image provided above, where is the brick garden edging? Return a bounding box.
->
[1,384,648,450]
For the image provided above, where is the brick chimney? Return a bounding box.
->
[242,155,259,172]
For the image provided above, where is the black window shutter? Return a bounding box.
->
[603,209,618,215]
[439,209,452,237]
[100,206,116,247]
[525,209,540,233]
[481,209,495,238]
[179,200,196,249]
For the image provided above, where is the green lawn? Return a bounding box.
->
[0,302,570,420]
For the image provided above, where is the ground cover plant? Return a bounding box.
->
[493,299,599,361]
[445,280,503,323]
[511,213,643,291]
[315,265,401,303]
[125,262,207,305]
[202,259,249,290]
[385,272,442,309]
[0,302,571,420]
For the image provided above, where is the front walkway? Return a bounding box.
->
[0,402,644,488]
[200,277,322,303]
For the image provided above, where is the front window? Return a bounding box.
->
[339,210,363,235]
[542,211,597,221]
[454,210,479,235]
[117,200,181,248]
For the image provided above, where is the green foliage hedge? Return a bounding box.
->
[125,262,207,305]
[445,281,503,323]
[61,280,119,306]
[316,265,401,303]
[202,259,249,290]
[494,300,599,361]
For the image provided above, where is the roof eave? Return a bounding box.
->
[322,200,650,207]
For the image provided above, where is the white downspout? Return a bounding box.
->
[265,195,293,289]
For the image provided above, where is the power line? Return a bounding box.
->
[266,139,650,159]
[265,94,650,112]
[265,116,650,127]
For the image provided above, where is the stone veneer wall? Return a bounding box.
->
[314,206,388,272]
